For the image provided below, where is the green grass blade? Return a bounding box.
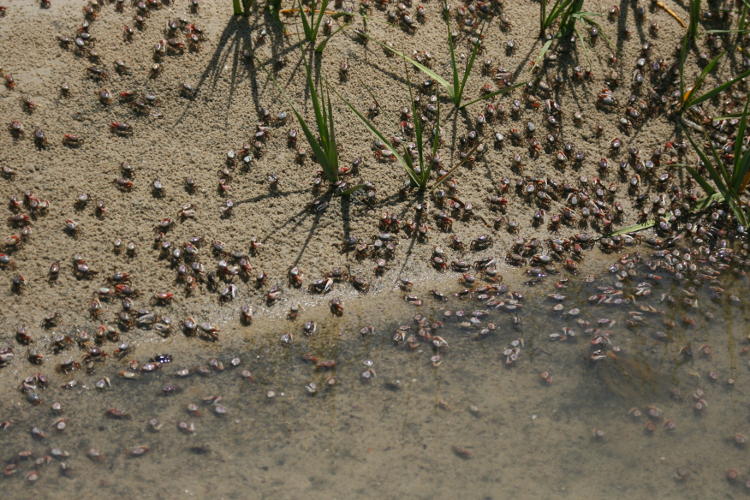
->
[695,192,724,211]
[413,103,426,186]
[299,0,313,41]
[397,52,452,99]
[731,99,750,188]
[233,0,243,15]
[686,0,701,53]
[561,0,584,36]
[686,165,718,196]
[738,147,750,193]
[610,192,724,236]
[709,113,750,120]
[447,22,460,103]
[726,196,748,226]
[456,39,480,107]
[571,11,601,19]
[686,131,728,194]
[280,58,339,183]
[735,206,748,227]
[552,0,575,33]
[267,57,338,182]
[315,23,346,53]
[430,142,480,191]
[431,100,441,156]
[686,67,750,110]
[735,0,749,48]
[707,133,732,187]
[311,0,330,43]
[706,29,750,33]
[360,33,452,95]
[578,15,613,52]
[540,0,546,35]
[460,82,524,109]
[325,87,339,176]
[340,183,367,196]
[682,51,723,109]
[342,95,421,187]
[291,105,335,181]
[267,0,282,24]
[533,39,554,69]
[569,0,585,20]
[544,0,572,30]
[305,59,330,149]
[405,65,428,187]
[609,220,657,236]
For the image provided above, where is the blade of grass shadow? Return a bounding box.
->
[680,0,701,97]
[460,82,525,109]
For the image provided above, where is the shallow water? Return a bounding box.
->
[2,249,750,499]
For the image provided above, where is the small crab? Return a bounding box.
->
[110,122,133,136]
[62,134,83,147]
[470,235,493,251]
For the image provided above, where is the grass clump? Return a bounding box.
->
[298,0,328,47]
[613,100,750,236]
[676,0,750,224]
[684,100,750,226]
[539,0,586,39]
[534,0,605,69]
[286,59,340,184]
[678,0,750,114]
[345,95,440,191]
[343,77,479,192]
[296,0,349,53]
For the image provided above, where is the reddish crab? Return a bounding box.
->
[4,73,15,89]
[62,134,83,147]
[110,122,133,136]
[151,292,174,305]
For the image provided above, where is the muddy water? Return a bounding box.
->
[1,254,749,500]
